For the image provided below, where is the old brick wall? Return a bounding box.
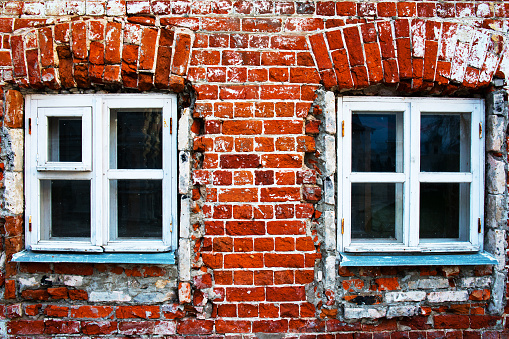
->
[0,0,508,337]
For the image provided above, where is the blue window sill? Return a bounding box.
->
[11,250,175,265]
[339,252,498,267]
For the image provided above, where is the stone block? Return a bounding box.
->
[486,91,506,117]
[486,154,505,195]
[459,276,491,288]
[324,135,336,176]
[427,291,469,303]
[178,108,194,151]
[178,239,191,281]
[485,194,507,229]
[488,270,506,315]
[407,278,449,289]
[324,176,334,205]
[387,305,419,318]
[324,211,336,251]
[7,128,23,172]
[344,306,386,319]
[324,256,336,290]
[324,91,336,134]
[484,228,506,271]
[385,291,426,303]
[486,115,506,152]
[89,291,132,302]
[4,172,23,215]
[179,195,190,238]
[179,151,191,194]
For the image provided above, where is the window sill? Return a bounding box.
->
[11,250,175,265]
[339,252,498,267]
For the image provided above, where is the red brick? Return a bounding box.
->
[54,263,94,275]
[14,18,46,30]
[267,220,306,235]
[259,303,279,318]
[216,320,251,333]
[45,320,80,334]
[202,18,240,31]
[82,321,118,335]
[383,59,400,84]
[377,2,396,17]
[343,26,364,66]
[171,32,192,76]
[45,305,69,317]
[226,287,265,301]
[226,221,265,235]
[285,18,324,31]
[11,35,26,77]
[138,28,157,71]
[116,306,160,319]
[253,319,289,333]
[234,270,254,285]
[21,289,49,301]
[225,254,263,269]
[423,40,438,82]
[398,2,416,17]
[261,154,302,168]
[48,287,68,299]
[417,3,436,17]
[396,38,412,78]
[71,306,113,318]
[8,320,45,335]
[118,321,155,335]
[267,286,305,301]
[72,21,87,60]
[364,43,383,84]
[266,254,304,268]
[69,289,88,300]
[434,315,470,329]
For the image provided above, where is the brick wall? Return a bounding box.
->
[0,1,508,337]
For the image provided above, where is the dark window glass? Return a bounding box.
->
[47,180,90,238]
[351,183,401,239]
[115,180,162,239]
[115,109,162,169]
[48,118,82,162]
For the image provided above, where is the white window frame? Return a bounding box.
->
[338,97,484,253]
[25,94,178,253]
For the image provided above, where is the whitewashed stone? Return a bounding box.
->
[324,211,336,251]
[459,276,491,288]
[486,154,505,195]
[180,195,190,238]
[427,291,468,303]
[18,277,39,289]
[324,135,336,176]
[407,278,449,290]
[61,275,84,287]
[344,306,387,319]
[7,129,23,171]
[486,115,506,152]
[387,305,419,318]
[89,291,132,302]
[324,176,334,205]
[385,291,426,303]
[324,256,336,291]
[324,91,336,134]
[179,151,191,194]
[178,108,194,151]
[178,238,191,281]
[4,172,23,215]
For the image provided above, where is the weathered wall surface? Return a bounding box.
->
[0,0,508,337]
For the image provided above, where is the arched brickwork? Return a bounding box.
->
[306,19,508,92]
[4,18,194,92]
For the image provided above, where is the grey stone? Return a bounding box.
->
[179,151,191,194]
[4,172,23,215]
[178,238,191,281]
[7,129,23,172]
[486,91,507,117]
[324,135,336,176]
[486,154,506,195]
[488,270,506,315]
[387,305,419,318]
[485,194,507,229]
[427,291,468,303]
[180,195,190,238]
[324,256,336,291]
[459,276,491,288]
[344,306,387,319]
[385,291,426,303]
[324,91,336,134]
[484,228,506,271]
[324,176,335,205]
[486,115,506,152]
[133,292,167,303]
[407,278,449,290]
[178,107,194,151]
[89,291,132,302]
[324,211,336,251]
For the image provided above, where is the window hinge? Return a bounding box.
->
[28,118,32,135]
[29,215,32,232]
[341,218,344,234]
[170,118,173,134]
[479,122,482,139]
[342,121,345,137]
[478,218,482,233]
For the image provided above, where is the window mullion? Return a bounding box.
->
[408,103,420,248]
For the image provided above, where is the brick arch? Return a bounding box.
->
[307,19,509,92]
[7,18,194,91]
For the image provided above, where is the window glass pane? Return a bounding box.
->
[48,118,82,162]
[41,180,90,239]
[420,183,469,239]
[111,109,162,169]
[352,113,403,173]
[351,183,402,240]
[112,180,162,239]
[420,114,471,172]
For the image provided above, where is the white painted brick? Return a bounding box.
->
[324,135,336,176]
[324,211,336,251]
[7,129,23,172]
[387,305,419,318]
[179,151,191,194]
[468,31,489,69]
[407,278,449,290]
[411,20,425,58]
[86,2,106,15]
[459,276,491,288]
[324,91,336,134]
[179,195,190,238]
[4,172,23,215]
[427,291,468,303]
[344,306,386,319]
[178,239,191,281]
[89,291,132,302]
[385,291,426,303]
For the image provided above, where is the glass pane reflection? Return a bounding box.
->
[114,180,162,239]
[419,183,468,239]
[421,114,470,172]
[113,109,162,169]
[41,180,91,238]
[351,183,402,240]
[352,113,401,173]
[48,118,82,162]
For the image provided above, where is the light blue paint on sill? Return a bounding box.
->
[11,250,175,265]
[339,252,498,267]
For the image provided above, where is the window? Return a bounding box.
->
[25,94,177,252]
[338,97,484,253]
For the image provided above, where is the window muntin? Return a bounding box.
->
[26,94,177,253]
[339,97,484,253]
